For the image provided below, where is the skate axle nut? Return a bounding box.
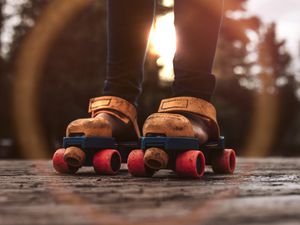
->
[144,147,169,170]
[63,146,86,167]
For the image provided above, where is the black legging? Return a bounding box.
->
[103,0,224,106]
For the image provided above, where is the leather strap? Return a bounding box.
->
[158,97,220,139]
[89,96,140,137]
[89,96,136,122]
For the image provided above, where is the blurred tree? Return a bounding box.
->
[1,0,51,157]
[255,23,299,155]
[38,1,107,149]
[213,0,262,152]
[215,4,299,156]
[0,0,4,95]
[0,0,5,136]
[5,0,107,155]
[0,0,15,157]
[257,23,292,93]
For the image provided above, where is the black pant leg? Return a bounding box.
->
[173,0,224,101]
[103,0,155,106]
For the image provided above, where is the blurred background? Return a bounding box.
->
[0,0,299,158]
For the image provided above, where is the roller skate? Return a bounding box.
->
[127,97,236,178]
[52,96,140,175]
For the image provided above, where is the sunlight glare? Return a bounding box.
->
[162,0,174,7]
[149,12,176,82]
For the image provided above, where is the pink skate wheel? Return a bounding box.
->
[175,150,205,178]
[52,148,79,174]
[127,150,155,177]
[93,149,121,175]
[211,149,236,174]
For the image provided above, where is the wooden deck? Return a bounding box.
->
[1,158,300,225]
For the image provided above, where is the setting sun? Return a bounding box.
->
[149,12,176,82]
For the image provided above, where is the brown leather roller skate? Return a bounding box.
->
[127,97,236,178]
[52,96,140,175]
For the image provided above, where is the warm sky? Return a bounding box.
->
[247,0,300,73]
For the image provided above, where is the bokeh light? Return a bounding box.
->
[149,12,176,82]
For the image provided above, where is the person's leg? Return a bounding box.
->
[103,0,156,107]
[173,0,224,101]
[59,1,156,171]
[141,0,224,171]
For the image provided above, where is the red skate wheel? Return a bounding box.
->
[127,150,155,177]
[93,149,121,175]
[52,148,79,174]
[175,150,205,178]
[211,149,236,174]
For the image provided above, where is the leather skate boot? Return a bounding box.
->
[142,96,220,170]
[64,96,140,168]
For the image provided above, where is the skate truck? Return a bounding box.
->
[127,97,237,178]
[52,96,141,175]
